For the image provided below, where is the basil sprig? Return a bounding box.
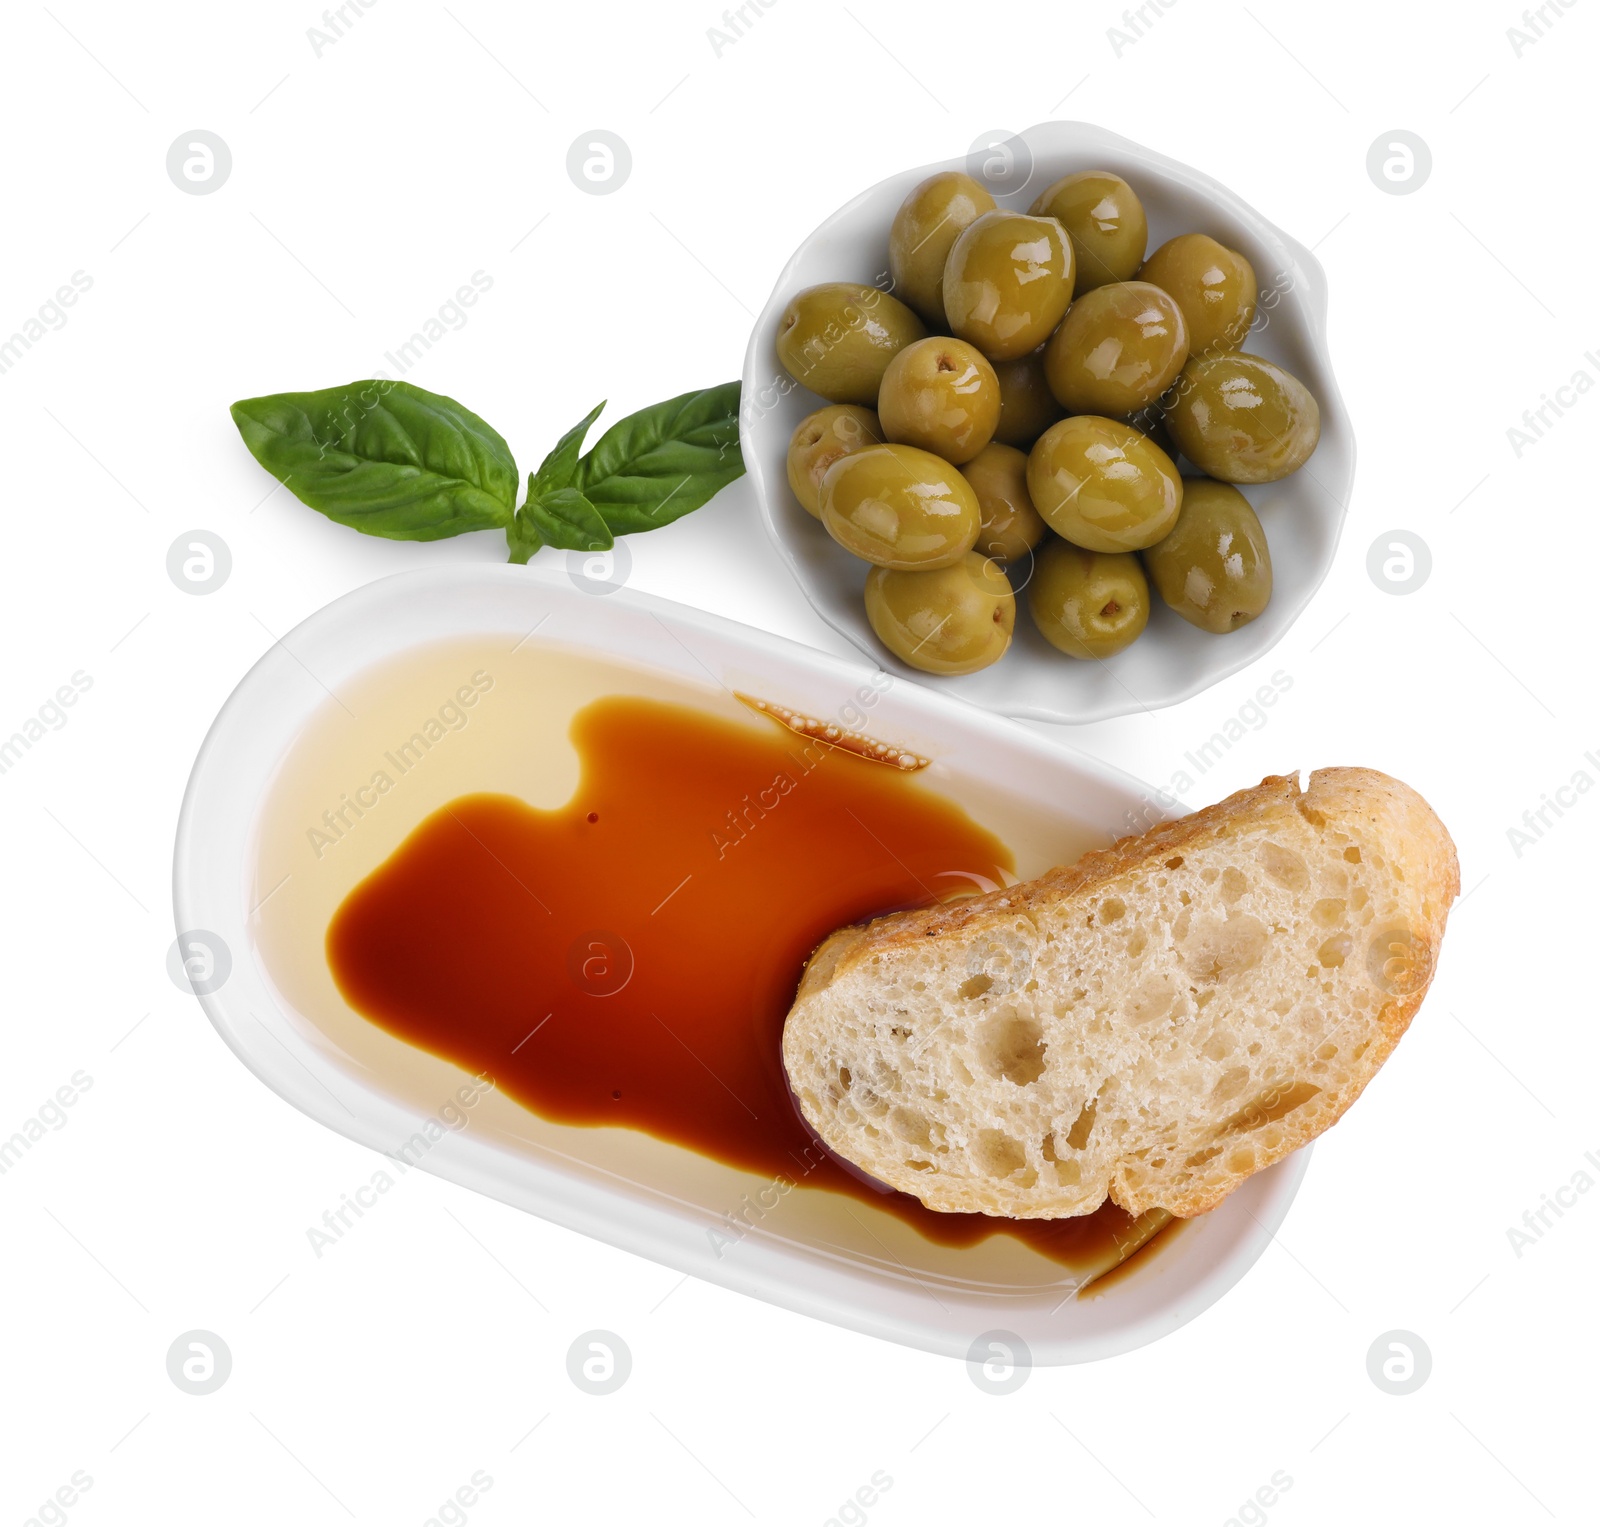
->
[230,378,744,562]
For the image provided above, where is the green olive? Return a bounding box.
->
[1029,171,1148,292]
[865,553,1015,675]
[776,282,926,405]
[877,336,1000,465]
[1138,234,1257,355]
[1029,540,1150,659]
[1044,281,1190,416]
[786,405,884,518]
[888,172,996,328]
[1142,479,1273,633]
[991,346,1065,448]
[943,210,1075,361]
[1164,352,1320,483]
[959,442,1048,563]
[1026,416,1183,553]
[820,443,980,569]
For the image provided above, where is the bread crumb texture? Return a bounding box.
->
[782,770,1459,1218]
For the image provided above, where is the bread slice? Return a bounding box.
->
[782,769,1457,1219]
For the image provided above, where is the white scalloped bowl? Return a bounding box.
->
[741,120,1354,724]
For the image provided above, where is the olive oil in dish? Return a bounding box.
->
[250,635,1171,1289]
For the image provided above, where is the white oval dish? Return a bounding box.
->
[741,119,1355,724]
[174,563,1307,1363]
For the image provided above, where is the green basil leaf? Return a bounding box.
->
[230,379,518,541]
[572,381,743,535]
[533,400,606,494]
[505,513,544,565]
[514,484,614,553]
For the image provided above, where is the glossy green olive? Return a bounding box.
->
[1138,234,1257,355]
[1164,352,1321,483]
[888,172,996,328]
[991,346,1065,447]
[786,405,884,518]
[959,442,1049,563]
[943,211,1076,362]
[1142,479,1273,633]
[776,283,926,405]
[865,553,1015,675]
[1028,540,1150,659]
[1029,171,1148,292]
[1026,416,1183,553]
[1044,281,1190,416]
[820,443,981,569]
[877,336,1000,465]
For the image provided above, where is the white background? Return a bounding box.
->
[1,1,1594,1523]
